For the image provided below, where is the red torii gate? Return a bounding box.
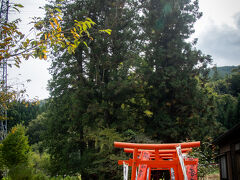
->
[114,141,200,180]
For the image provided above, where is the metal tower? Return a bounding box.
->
[0,0,9,140]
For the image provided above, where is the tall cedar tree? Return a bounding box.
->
[7,101,39,130]
[140,0,214,142]
[46,0,146,178]
[45,0,220,178]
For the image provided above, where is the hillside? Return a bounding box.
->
[209,66,239,78]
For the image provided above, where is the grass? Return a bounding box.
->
[199,170,220,180]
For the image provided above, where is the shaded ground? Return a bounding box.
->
[203,173,220,180]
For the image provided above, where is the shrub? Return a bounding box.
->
[1,124,31,168]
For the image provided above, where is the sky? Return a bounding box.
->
[8,0,50,100]
[193,0,240,66]
[6,0,240,100]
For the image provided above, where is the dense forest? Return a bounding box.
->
[209,66,238,78]
[1,0,240,179]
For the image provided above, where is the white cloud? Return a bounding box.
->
[193,0,240,66]
[197,18,240,66]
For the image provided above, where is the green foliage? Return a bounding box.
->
[44,0,145,178]
[209,66,239,79]
[228,72,240,96]
[5,165,82,180]
[189,138,219,178]
[7,164,34,180]
[27,113,48,147]
[7,101,40,130]
[215,94,238,129]
[140,0,213,142]
[0,125,81,179]
[0,144,4,170]
[0,124,31,169]
[30,151,51,176]
[208,67,240,129]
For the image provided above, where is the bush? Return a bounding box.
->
[30,151,51,176]
[1,124,31,168]
[8,164,34,180]
[188,138,219,178]
[0,125,82,180]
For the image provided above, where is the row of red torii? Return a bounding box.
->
[114,141,200,180]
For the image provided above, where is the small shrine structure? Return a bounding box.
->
[114,141,200,180]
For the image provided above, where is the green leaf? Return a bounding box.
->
[144,110,153,117]
[14,4,24,8]
[86,18,96,25]
[130,98,136,104]
[74,39,80,47]
[12,7,20,13]
[99,29,112,35]
[86,31,90,37]
[67,46,73,54]
[83,41,88,48]
[82,23,87,31]
[54,8,62,13]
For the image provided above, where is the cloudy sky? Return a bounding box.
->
[8,0,50,100]
[194,0,240,66]
[7,0,240,100]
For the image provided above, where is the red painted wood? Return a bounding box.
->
[114,141,200,149]
[124,148,192,154]
[137,151,150,180]
[114,141,200,180]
